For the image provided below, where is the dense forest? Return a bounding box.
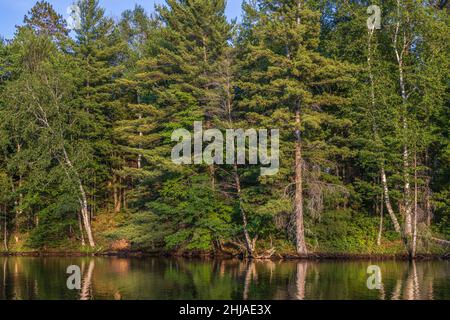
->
[0,0,448,258]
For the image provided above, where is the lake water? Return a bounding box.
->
[0,257,448,300]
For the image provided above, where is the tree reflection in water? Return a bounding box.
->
[0,257,447,300]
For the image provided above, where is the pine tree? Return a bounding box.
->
[111,0,236,252]
[0,0,447,254]
[74,0,127,216]
[23,1,69,42]
[237,0,356,255]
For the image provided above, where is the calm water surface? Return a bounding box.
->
[0,257,448,300]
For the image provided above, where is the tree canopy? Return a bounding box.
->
[0,0,448,257]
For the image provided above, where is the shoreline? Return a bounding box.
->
[1,251,448,261]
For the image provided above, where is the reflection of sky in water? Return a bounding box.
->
[0,257,449,300]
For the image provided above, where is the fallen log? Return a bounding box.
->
[431,237,450,247]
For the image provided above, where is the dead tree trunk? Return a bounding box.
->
[223,55,256,258]
[293,0,307,256]
[294,104,307,255]
[233,163,255,257]
[430,237,450,246]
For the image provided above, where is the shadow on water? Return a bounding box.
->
[0,257,448,300]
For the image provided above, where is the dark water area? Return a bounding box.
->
[0,257,448,300]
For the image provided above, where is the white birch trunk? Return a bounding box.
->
[27,84,96,248]
[77,211,86,247]
[62,148,95,248]
[381,167,402,233]
[366,28,402,240]
[377,191,383,246]
[394,0,412,237]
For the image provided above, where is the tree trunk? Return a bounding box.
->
[224,64,255,257]
[412,152,418,258]
[377,190,384,246]
[403,143,412,237]
[294,105,307,255]
[424,151,432,226]
[381,167,402,233]
[30,97,96,248]
[233,163,255,257]
[394,0,412,237]
[137,94,142,170]
[62,148,95,248]
[15,143,23,240]
[205,119,216,191]
[292,2,307,256]
[77,211,86,247]
[425,180,432,226]
[113,174,121,214]
[2,205,7,252]
[121,179,127,210]
[79,182,95,248]
[368,22,409,252]
[430,237,450,246]
[3,217,7,252]
[367,28,397,245]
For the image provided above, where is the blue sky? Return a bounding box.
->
[0,0,244,40]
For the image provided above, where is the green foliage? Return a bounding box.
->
[27,195,78,248]
[23,0,69,41]
[0,0,447,255]
[150,175,234,250]
[311,210,379,253]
